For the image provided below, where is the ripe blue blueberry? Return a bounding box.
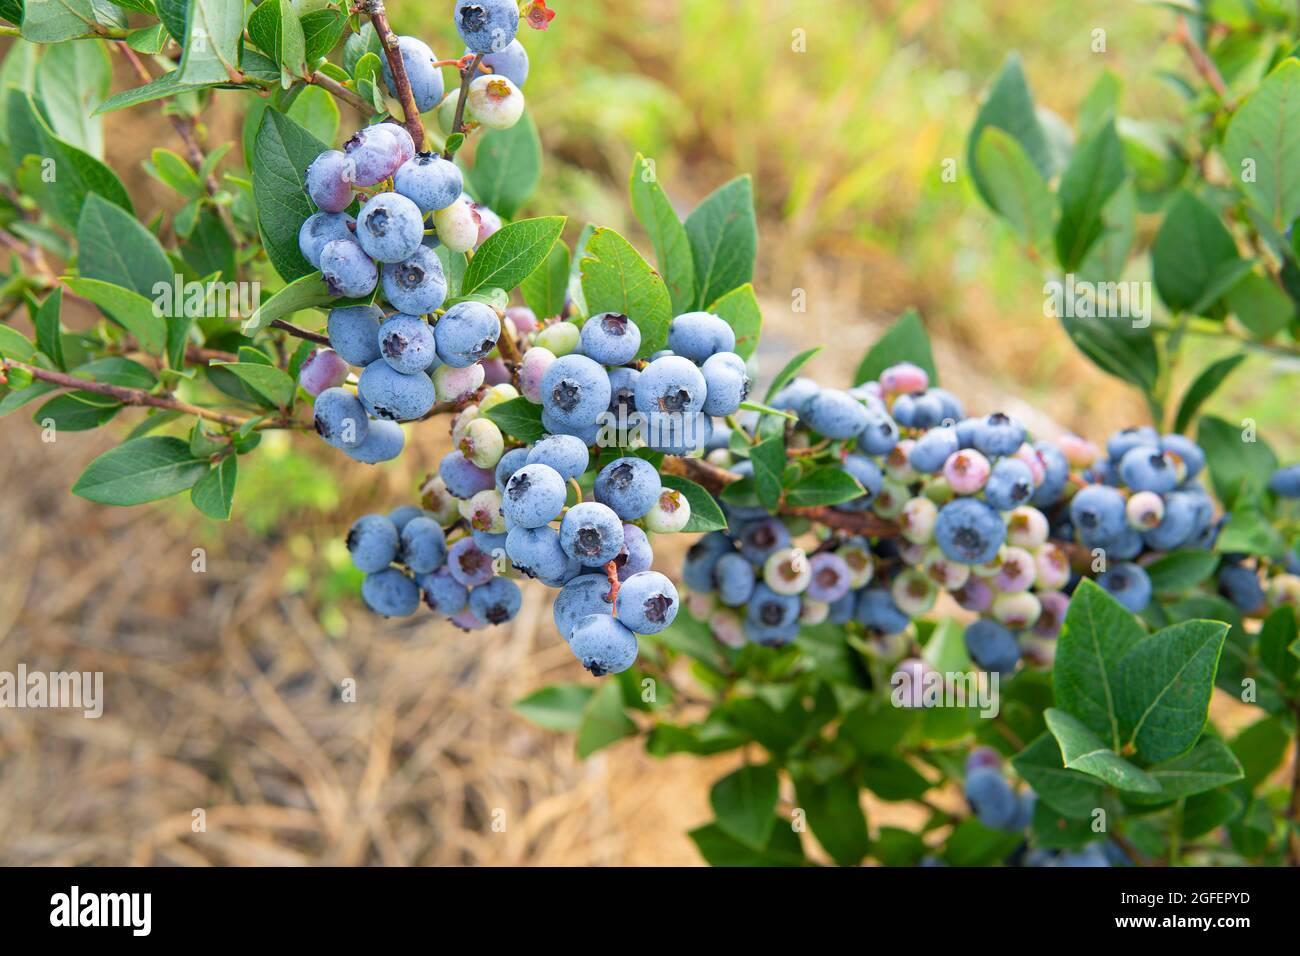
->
[806,552,852,603]
[468,576,522,625]
[858,408,901,456]
[418,566,469,616]
[581,312,642,366]
[356,192,426,263]
[455,0,520,54]
[304,150,353,213]
[347,513,399,572]
[1106,425,1159,462]
[683,532,733,591]
[560,502,625,567]
[503,462,567,528]
[435,300,500,368]
[836,454,883,512]
[381,36,445,112]
[1097,562,1152,612]
[737,516,790,565]
[984,457,1035,511]
[746,583,801,630]
[1069,484,1128,543]
[343,124,403,187]
[1160,433,1206,480]
[964,619,1021,673]
[299,212,356,269]
[362,568,421,617]
[667,311,735,363]
[634,355,707,417]
[446,537,496,587]
[615,523,654,581]
[542,354,613,431]
[643,411,710,456]
[713,552,757,606]
[394,154,464,215]
[469,38,529,88]
[381,245,448,315]
[908,391,947,430]
[526,433,590,481]
[934,498,1006,565]
[700,351,750,417]
[972,412,1026,457]
[440,449,495,498]
[909,426,959,474]
[615,571,679,635]
[1032,441,1069,507]
[801,389,869,439]
[593,456,661,520]
[1118,445,1177,494]
[768,376,819,415]
[1269,464,1300,498]
[541,407,601,446]
[494,445,531,490]
[388,505,426,532]
[357,360,436,421]
[964,767,1019,830]
[1141,490,1201,551]
[553,574,615,639]
[320,239,378,299]
[506,525,580,586]
[855,587,910,635]
[343,418,405,463]
[606,366,640,419]
[399,516,447,574]
[568,614,639,676]
[378,314,437,374]
[1218,563,1266,614]
[328,304,384,366]
[314,387,370,449]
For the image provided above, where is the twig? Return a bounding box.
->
[444,54,484,159]
[364,1,428,151]
[496,310,522,366]
[1171,15,1233,108]
[307,70,373,116]
[269,319,330,346]
[604,560,621,606]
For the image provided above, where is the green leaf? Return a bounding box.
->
[71,436,208,506]
[148,147,202,198]
[860,755,932,801]
[64,277,167,355]
[852,309,937,387]
[765,346,822,401]
[1043,708,1160,793]
[252,109,328,282]
[1117,620,1227,764]
[744,437,783,512]
[684,175,756,310]
[1258,605,1298,686]
[792,772,869,866]
[1174,353,1246,433]
[1223,58,1300,228]
[1055,119,1127,271]
[1197,414,1278,507]
[178,0,242,85]
[942,817,1025,866]
[75,356,156,389]
[94,70,213,116]
[20,0,117,42]
[245,272,331,334]
[1225,270,1295,339]
[1058,311,1159,394]
[1053,579,1146,749]
[512,683,595,732]
[35,36,110,157]
[710,764,779,849]
[783,468,865,508]
[77,193,172,298]
[154,0,186,43]
[463,215,566,297]
[688,820,805,867]
[190,453,237,520]
[967,53,1053,208]
[574,679,636,758]
[519,238,569,321]
[33,288,63,370]
[300,9,346,63]
[660,474,727,532]
[210,361,295,408]
[630,152,695,314]
[0,322,36,361]
[33,392,121,431]
[1011,732,1107,818]
[1125,736,1244,805]
[973,126,1053,249]
[1231,715,1292,788]
[579,226,672,357]
[126,22,170,55]
[287,85,339,147]
[1152,191,1240,314]
[483,396,545,443]
[469,113,541,220]
[708,283,762,361]
[1144,550,1219,594]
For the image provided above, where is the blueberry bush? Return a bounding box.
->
[1,1,1299,867]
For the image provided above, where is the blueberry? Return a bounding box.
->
[801,389,869,439]
[614,523,653,581]
[439,449,495,498]
[435,300,500,368]
[446,537,496,587]
[299,348,350,396]
[1218,563,1266,614]
[381,245,448,315]
[356,192,425,263]
[328,304,385,366]
[737,517,790,565]
[1269,464,1300,498]
[455,0,520,54]
[314,387,370,449]
[714,552,757,606]
[1059,845,1111,868]
[468,38,529,87]
[418,566,469,616]
[855,587,910,635]
[362,568,421,617]
[541,407,601,445]
[934,498,1006,565]
[909,391,946,430]
[468,576,522,625]
[745,619,800,647]
[964,619,1020,673]
[964,767,1019,830]
[304,150,353,213]
[494,446,531,491]
[593,457,661,520]
[543,354,613,430]
[526,433,590,481]
[1069,484,1128,541]
[635,355,707,417]
[643,411,710,456]
[560,501,625,567]
[974,413,1026,458]
[506,525,579,585]
[1106,425,1159,462]
[376,314,436,374]
[347,513,400,572]
[1098,562,1152,612]
[467,74,526,130]
[769,376,819,415]
[683,532,734,591]
[1118,445,1177,494]
[502,462,567,528]
[1160,433,1206,480]
[1031,441,1069,507]
[343,124,403,187]
[806,553,852,603]
[381,36,444,112]
[399,516,447,574]
[320,239,378,299]
[835,454,883,512]
[857,408,900,456]
[984,457,1035,511]
[580,312,641,365]
[606,366,640,418]
[553,574,614,639]
[700,351,750,417]
[569,614,638,676]
[386,124,416,166]
[343,418,405,463]
[615,571,679,635]
[827,591,857,624]
[1141,491,1201,551]
[909,426,959,474]
[929,388,964,424]
[357,360,435,421]
[668,311,735,363]
[299,212,356,269]
[746,583,801,630]
[891,393,918,428]
[394,153,463,215]
[388,505,427,532]
[432,362,485,404]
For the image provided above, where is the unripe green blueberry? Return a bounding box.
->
[437,94,460,134]
[872,478,909,519]
[433,197,480,253]
[460,488,505,533]
[466,75,525,129]
[885,440,918,484]
[971,546,1007,579]
[891,568,938,617]
[479,383,518,413]
[451,404,480,445]
[922,547,971,590]
[644,487,691,533]
[763,547,812,595]
[534,321,580,356]
[706,449,732,468]
[899,496,938,544]
[840,541,875,588]
[899,541,927,566]
[923,476,955,505]
[460,417,505,468]
[1057,433,1101,468]
[1126,490,1165,530]
[992,590,1041,630]
[433,361,485,403]
[800,598,830,625]
[1021,635,1056,668]
[1006,506,1049,548]
[1268,574,1300,609]
[418,475,461,524]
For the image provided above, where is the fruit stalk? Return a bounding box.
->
[269,318,332,346]
[445,54,485,158]
[365,1,428,151]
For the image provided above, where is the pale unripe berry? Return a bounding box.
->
[299,348,350,396]
[644,487,690,533]
[943,449,991,495]
[900,496,938,544]
[433,197,481,252]
[993,546,1036,593]
[1034,543,1071,591]
[922,548,970,590]
[800,598,830,625]
[420,475,462,524]
[709,609,747,649]
[534,321,580,356]
[433,361,485,403]
[1006,506,1050,548]
[478,383,519,413]
[880,362,929,394]
[886,440,918,483]
[467,75,525,129]
[1127,490,1165,530]
[891,568,937,616]
[1057,433,1100,468]
[519,346,556,403]
[460,417,505,468]
[763,547,811,595]
[460,488,505,533]
[992,590,1041,629]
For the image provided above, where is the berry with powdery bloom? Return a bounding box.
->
[973,412,1026,457]
[299,212,356,270]
[432,362,485,404]
[984,457,1035,511]
[581,312,642,366]
[467,75,525,130]
[569,615,638,677]
[943,449,991,495]
[1034,543,1071,591]
[560,502,625,567]
[446,537,496,588]
[615,571,679,635]
[1033,591,1070,638]
[880,362,929,394]
[381,246,448,315]
[299,349,349,396]
[645,487,691,533]
[934,498,1006,565]
[343,125,402,187]
[953,577,993,612]
[1057,433,1101,468]
[433,197,481,253]
[304,150,353,213]
[806,552,853,603]
[1012,444,1047,486]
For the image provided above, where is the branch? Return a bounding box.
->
[444,54,484,159]
[269,319,331,346]
[1171,15,1233,108]
[307,70,373,116]
[364,1,428,151]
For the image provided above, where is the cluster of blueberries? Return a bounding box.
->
[297,1,535,463]
[679,359,1300,679]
